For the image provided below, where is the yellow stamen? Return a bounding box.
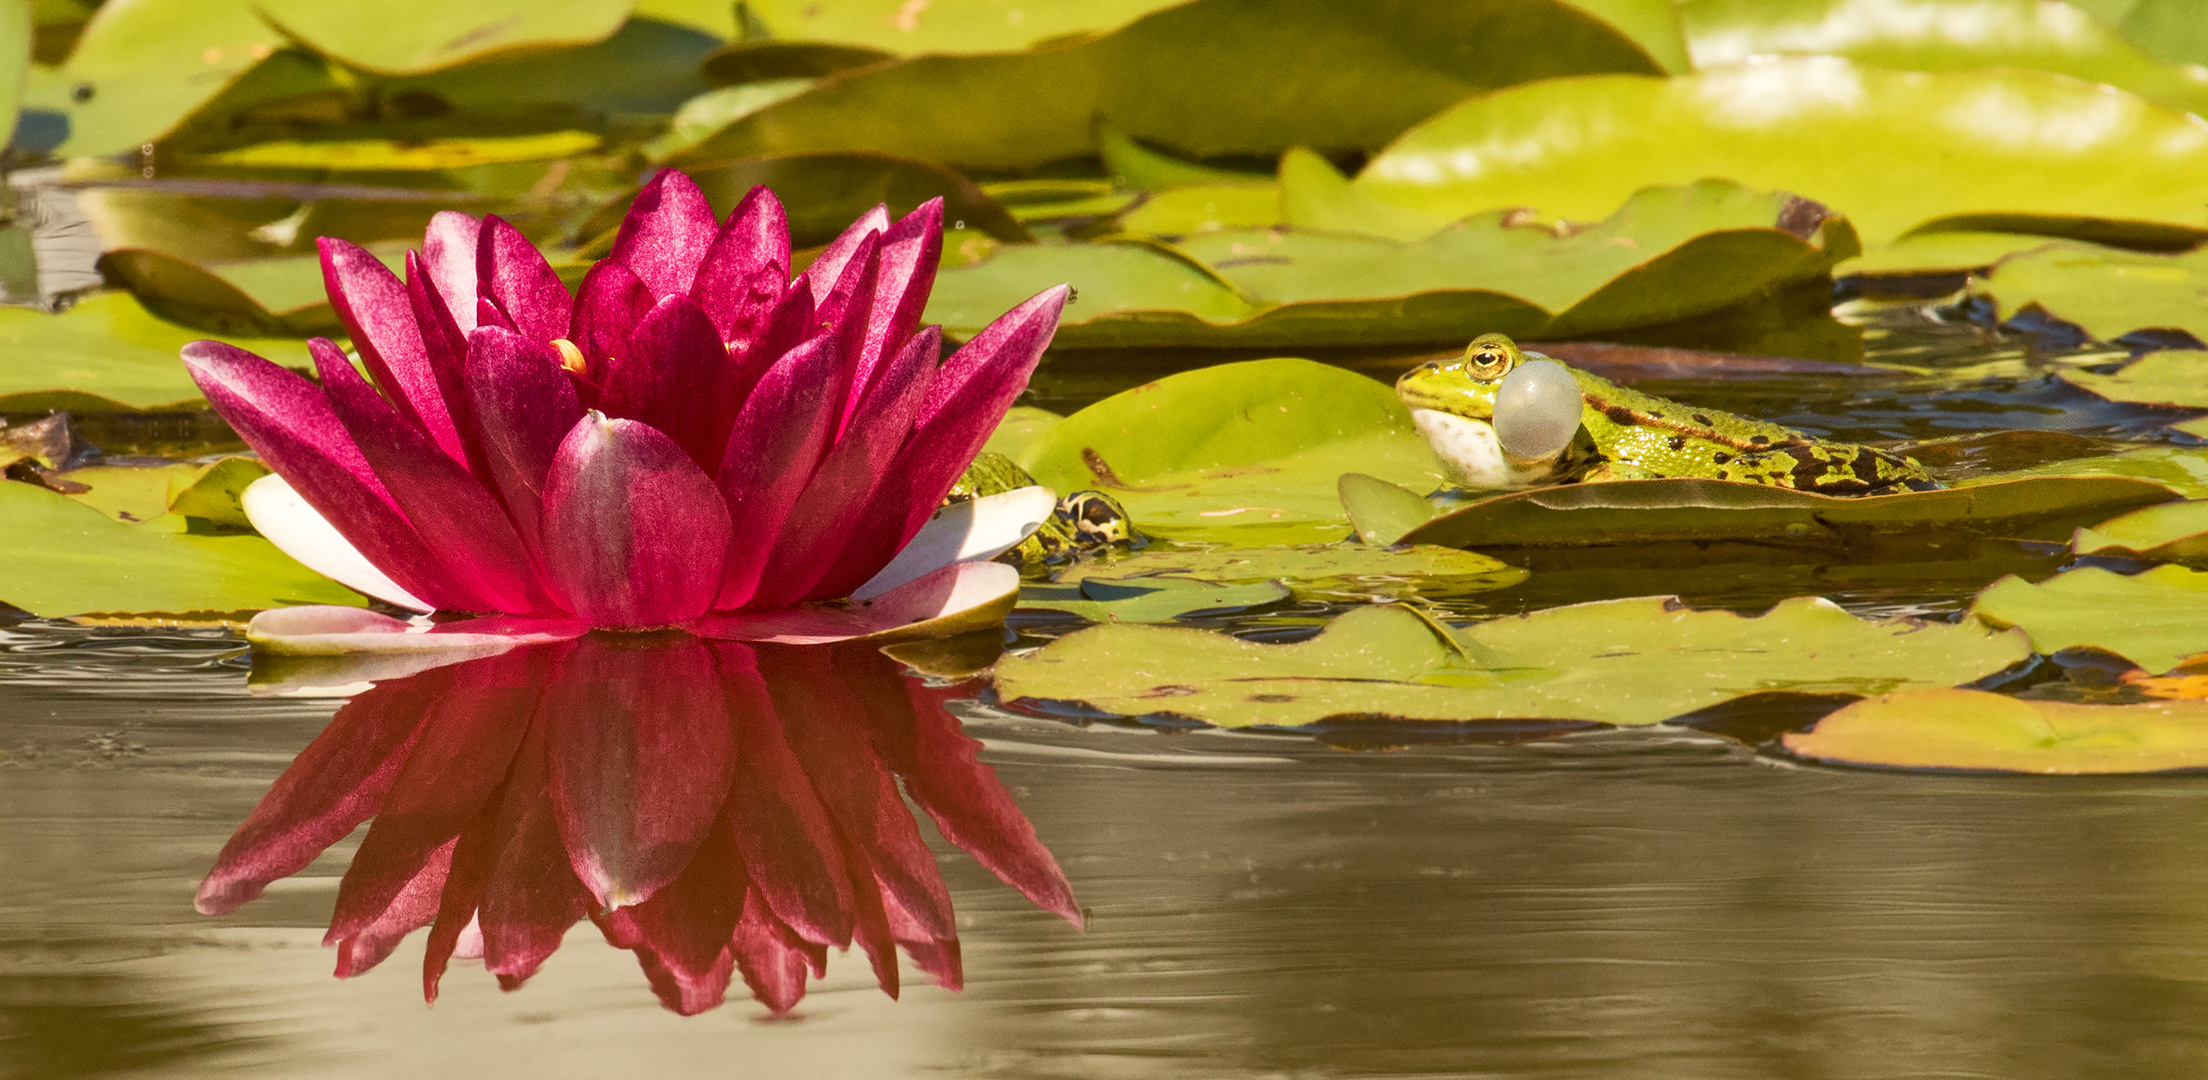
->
[552,337,588,376]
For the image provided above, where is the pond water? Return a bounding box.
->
[7,309,2207,1078]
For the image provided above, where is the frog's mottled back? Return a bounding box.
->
[1397,334,1937,496]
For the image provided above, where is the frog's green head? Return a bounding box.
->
[1398,334,1594,490]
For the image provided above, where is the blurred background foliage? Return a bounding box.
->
[1,0,2207,405]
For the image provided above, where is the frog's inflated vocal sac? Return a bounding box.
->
[1397,333,1937,496]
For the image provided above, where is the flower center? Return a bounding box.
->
[552,338,589,377]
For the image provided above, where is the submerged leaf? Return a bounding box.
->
[995,596,2028,728]
[1783,688,2208,773]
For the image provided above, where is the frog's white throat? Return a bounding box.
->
[1409,409,1561,490]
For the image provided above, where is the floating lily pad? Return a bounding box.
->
[57,0,288,156]
[995,595,2029,728]
[2060,350,2208,408]
[0,293,315,412]
[671,0,1682,170]
[2074,499,2208,564]
[0,479,366,618]
[2122,0,2208,66]
[0,0,24,137]
[1339,472,1446,546]
[1964,445,2208,499]
[1356,60,2208,258]
[1016,358,1439,545]
[255,0,630,76]
[166,457,270,529]
[50,462,200,522]
[186,131,603,170]
[981,406,1064,460]
[1974,243,2208,347]
[1972,564,2208,674]
[1113,183,1281,237]
[742,0,1187,55]
[1396,474,2178,550]
[1053,543,1527,603]
[1681,0,2208,119]
[1019,576,1290,623]
[1782,688,2208,773]
[1100,122,1269,191]
[930,180,1858,348]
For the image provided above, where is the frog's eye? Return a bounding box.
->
[1462,343,1513,381]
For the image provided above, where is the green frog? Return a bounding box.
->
[1396,333,1936,496]
[948,452,1144,564]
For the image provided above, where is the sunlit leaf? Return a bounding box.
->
[0,478,366,617]
[1973,243,2208,347]
[1782,687,2208,773]
[1339,472,1442,546]
[1356,60,2208,258]
[1016,358,1439,545]
[1020,575,1289,622]
[1,0,26,143]
[2121,0,2208,67]
[995,595,2028,728]
[2061,350,2208,408]
[2075,499,2208,564]
[1112,183,1279,237]
[255,0,629,76]
[932,181,1857,348]
[51,461,199,521]
[185,131,601,170]
[165,456,269,529]
[1052,542,1528,603]
[1100,122,1268,191]
[1681,0,2208,118]
[1972,564,2208,674]
[671,0,1682,170]
[57,0,286,156]
[0,292,314,412]
[742,0,1188,55]
[979,405,1062,460]
[1966,445,2208,499]
[1400,475,2177,550]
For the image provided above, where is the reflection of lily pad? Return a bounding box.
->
[1972,564,2208,675]
[1783,688,2208,774]
[1053,543,1528,602]
[0,293,316,412]
[0,480,366,619]
[1356,60,2208,259]
[2074,499,2208,564]
[2060,350,2208,408]
[1016,358,1438,545]
[1397,474,2177,550]
[1019,576,1290,623]
[929,180,1857,348]
[672,0,1683,170]
[995,596,2028,728]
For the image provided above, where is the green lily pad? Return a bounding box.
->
[2074,499,2208,564]
[75,182,461,266]
[57,0,287,156]
[1783,688,2208,773]
[1053,542,1528,603]
[1339,472,1443,546]
[165,456,269,529]
[0,479,366,618]
[657,153,1030,247]
[1973,243,2208,346]
[1837,231,2064,276]
[994,595,2029,728]
[186,131,602,170]
[1113,183,1281,237]
[1019,575,1290,623]
[1972,564,2208,674]
[1681,0,2208,118]
[51,462,200,522]
[1356,60,2208,258]
[1397,474,2178,550]
[645,80,818,160]
[1,0,25,136]
[1101,122,1269,191]
[255,0,629,76]
[981,406,1064,461]
[0,292,316,412]
[1015,358,1439,545]
[741,0,1187,55]
[2061,350,2208,407]
[2121,0,2208,67]
[1964,445,2208,499]
[670,0,1682,170]
[1276,147,1452,243]
[930,180,1858,348]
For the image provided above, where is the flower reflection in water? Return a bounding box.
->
[197,636,1078,1016]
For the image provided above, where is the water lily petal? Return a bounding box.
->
[474,296,515,333]
[596,295,732,473]
[540,413,732,629]
[314,339,553,614]
[732,886,816,1015]
[799,203,890,307]
[181,340,463,608]
[568,258,654,394]
[466,325,584,560]
[239,475,428,611]
[402,250,485,473]
[318,237,460,457]
[543,636,733,911]
[243,602,585,666]
[425,713,551,1001]
[885,285,1068,545]
[714,334,841,609]
[334,841,453,978]
[694,560,1019,645]
[846,199,943,424]
[689,185,789,351]
[595,814,746,1016]
[419,210,482,336]
[611,168,718,300]
[721,281,816,420]
[194,659,454,915]
[756,326,938,606]
[851,485,1055,601]
[477,213,573,345]
[722,643,856,949]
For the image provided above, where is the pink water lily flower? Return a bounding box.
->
[182,170,1066,649]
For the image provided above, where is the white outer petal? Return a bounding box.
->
[851,484,1055,601]
[241,473,431,611]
